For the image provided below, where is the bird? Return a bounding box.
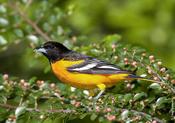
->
[35,41,154,100]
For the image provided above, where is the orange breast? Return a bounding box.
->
[51,59,128,89]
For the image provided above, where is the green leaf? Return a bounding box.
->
[156,97,170,109]
[102,34,122,50]
[14,29,24,38]
[0,17,8,26]
[44,65,51,74]
[29,77,37,84]
[57,26,64,36]
[98,116,104,122]
[103,34,121,44]
[121,110,129,120]
[0,35,7,45]
[0,5,6,13]
[0,85,4,90]
[90,113,97,121]
[27,35,39,44]
[49,15,56,24]
[15,106,26,118]
[124,93,132,102]
[43,22,50,32]
[133,92,147,101]
[79,113,88,119]
[67,4,75,15]
[43,118,53,123]
[0,96,7,103]
[149,83,162,90]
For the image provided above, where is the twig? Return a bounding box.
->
[0,103,75,114]
[8,2,51,41]
[0,103,163,122]
[116,108,164,123]
[24,0,33,10]
[129,109,163,123]
[146,67,175,94]
[135,56,175,94]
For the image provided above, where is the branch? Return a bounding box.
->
[0,103,163,123]
[0,103,75,114]
[134,56,175,94]
[8,2,51,41]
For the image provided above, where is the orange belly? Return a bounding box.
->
[51,59,128,89]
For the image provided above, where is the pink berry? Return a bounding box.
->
[149,55,154,60]
[106,115,116,121]
[3,74,9,80]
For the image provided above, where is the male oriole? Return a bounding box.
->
[35,41,152,99]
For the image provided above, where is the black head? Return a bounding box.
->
[35,41,70,62]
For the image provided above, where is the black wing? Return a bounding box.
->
[67,58,130,74]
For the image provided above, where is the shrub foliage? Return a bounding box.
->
[0,1,175,123]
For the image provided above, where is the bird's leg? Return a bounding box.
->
[93,84,106,108]
[92,84,106,109]
[94,89,105,100]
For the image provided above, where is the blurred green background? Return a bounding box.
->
[62,0,175,69]
[0,0,175,123]
[0,0,175,79]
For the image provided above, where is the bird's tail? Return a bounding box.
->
[127,74,158,83]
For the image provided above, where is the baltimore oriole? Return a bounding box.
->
[35,41,153,99]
